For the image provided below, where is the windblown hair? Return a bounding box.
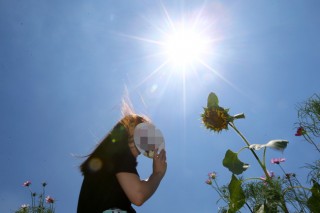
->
[79,114,149,175]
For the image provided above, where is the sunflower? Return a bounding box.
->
[202,106,231,133]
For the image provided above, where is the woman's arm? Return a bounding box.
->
[116,149,167,206]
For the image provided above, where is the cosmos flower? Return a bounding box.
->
[295,127,306,136]
[271,158,286,164]
[46,196,55,204]
[208,172,217,179]
[269,171,275,178]
[205,179,212,185]
[23,181,31,187]
[261,170,275,181]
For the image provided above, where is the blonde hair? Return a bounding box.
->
[120,97,150,132]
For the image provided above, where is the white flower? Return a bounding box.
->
[249,139,289,152]
[21,204,29,209]
[265,140,289,152]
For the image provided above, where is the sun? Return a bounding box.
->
[117,4,218,74]
[114,2,240,119]
[116,2,234,91]
[163,25,210,67]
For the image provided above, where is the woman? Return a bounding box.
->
[77,114,167,213]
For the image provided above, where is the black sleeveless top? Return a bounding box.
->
[77,125,138,213]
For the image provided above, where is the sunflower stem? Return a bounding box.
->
[229,122,290,213]
[229,123,270,180]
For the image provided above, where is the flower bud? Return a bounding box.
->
[265,140,289,152]
[205,179,212,185]
[233,113,245,119]
[23,181,31,187]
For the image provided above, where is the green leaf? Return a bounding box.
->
[207,92,219,108]
[223,149,249,175]
[307,180,320,212]
[228,174,245,212]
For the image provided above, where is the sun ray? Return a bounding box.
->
[134,60,170,89]
[198,59,246,96]
[114,32,165,46]
[139,15,171,40]
[160,1,177,35]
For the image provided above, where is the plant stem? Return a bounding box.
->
[263,147,267,167]
[303,133,320,153]
[212,179,229,204]
[244,202,254,213]
[237,146,250,155]
[278,164,306,212]
[28,188,35,209]
[229,122,290,213]
[229,123,269,179]
[41,185,45,208]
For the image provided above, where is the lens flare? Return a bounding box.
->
[88,158,102,172]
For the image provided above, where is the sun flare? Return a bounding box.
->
[117,2,235,93]
[115,3,241,119]
[163,27,210,67]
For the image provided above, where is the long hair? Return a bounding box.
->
[79,114,149,175]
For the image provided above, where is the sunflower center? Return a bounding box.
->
[202,107,229,132]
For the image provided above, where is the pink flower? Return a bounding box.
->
[208,172,217,179]
[261,171,275,181]
[268,171,275,178]
[271,158,286,164]
[23,181,31,187]
[46,195,55,204]
[295,127,306,136]
[205,179,212,185]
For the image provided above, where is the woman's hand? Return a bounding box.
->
[153,149,167,177]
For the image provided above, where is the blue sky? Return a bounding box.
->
[1,0,319,212]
